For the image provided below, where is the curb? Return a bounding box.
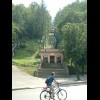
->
[62,81,87,86]
[12,81,87,91]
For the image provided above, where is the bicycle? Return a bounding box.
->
[40,83,67,100]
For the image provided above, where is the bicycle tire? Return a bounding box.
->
[57,89,67,100]
[40,90,51,100]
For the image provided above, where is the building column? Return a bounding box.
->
[41,55,43,62]
[61,55,63,63]
[55,56,57,63]
[48,55,50,63]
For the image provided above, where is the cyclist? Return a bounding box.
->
[45,72,59,100]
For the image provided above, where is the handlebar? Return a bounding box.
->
[53,82,61,88]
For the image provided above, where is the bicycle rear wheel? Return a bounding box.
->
[57,89,67,100]
[40,90,51,100]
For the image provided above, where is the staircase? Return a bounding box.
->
[37,63,68,78]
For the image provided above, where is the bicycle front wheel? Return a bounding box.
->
[40,90,51,100]
[57,89,67,100]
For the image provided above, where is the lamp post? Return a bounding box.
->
[41,0,45,49]
[50,28,58,49]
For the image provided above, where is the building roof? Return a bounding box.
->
[40,49,63,55]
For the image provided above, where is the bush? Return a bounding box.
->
[20,43,26,48]
[35,53,40,58]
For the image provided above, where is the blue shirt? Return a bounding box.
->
[47,76,54,86]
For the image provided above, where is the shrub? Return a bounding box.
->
[20,43,26,48]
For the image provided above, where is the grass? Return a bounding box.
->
[12,40,41,76]
[44,43,52,48]
[17,66,36,76]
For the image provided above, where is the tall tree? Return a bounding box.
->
[62,23,87,80]
[12,2,52,42]
[53,0,87,79]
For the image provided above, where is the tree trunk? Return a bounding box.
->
[12,51,14,56]
[71,59,73,67]
[82,65,84,76]
[75,65,80,80]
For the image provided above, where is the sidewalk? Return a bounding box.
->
[12,65,87,90]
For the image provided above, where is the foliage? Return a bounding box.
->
[54,0,87,79]
[12,1,87,78]
[54,1,87,28]
[12,2,52,42]
[62,23,87,65]
[12,40,40,75]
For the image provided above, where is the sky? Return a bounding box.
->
[12,0,77,20]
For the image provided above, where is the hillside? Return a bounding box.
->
[12,40,41,76]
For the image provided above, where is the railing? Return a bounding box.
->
[63,62,69,77]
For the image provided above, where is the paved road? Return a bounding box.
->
[12,84,87,100]
[12,65,45,89]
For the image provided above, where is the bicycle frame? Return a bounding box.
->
[43,83,62,96]
[40,83,67,100]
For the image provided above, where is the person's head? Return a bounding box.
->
[51,72,55,76]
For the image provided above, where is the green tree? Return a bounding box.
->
[62,23,87,80]
[54,0,87,29]
[12,22,20,43]
[12,2,51,42]
[53,0,87,79]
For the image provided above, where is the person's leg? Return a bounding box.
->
[50,85,54,99]
[48,86,54,99]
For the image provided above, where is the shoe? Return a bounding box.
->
[50,96,54,99]
[50,94,55,99]
[51,97,55,100]
[50,97,53,99]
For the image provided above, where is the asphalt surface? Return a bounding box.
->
[12,65,87,90]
